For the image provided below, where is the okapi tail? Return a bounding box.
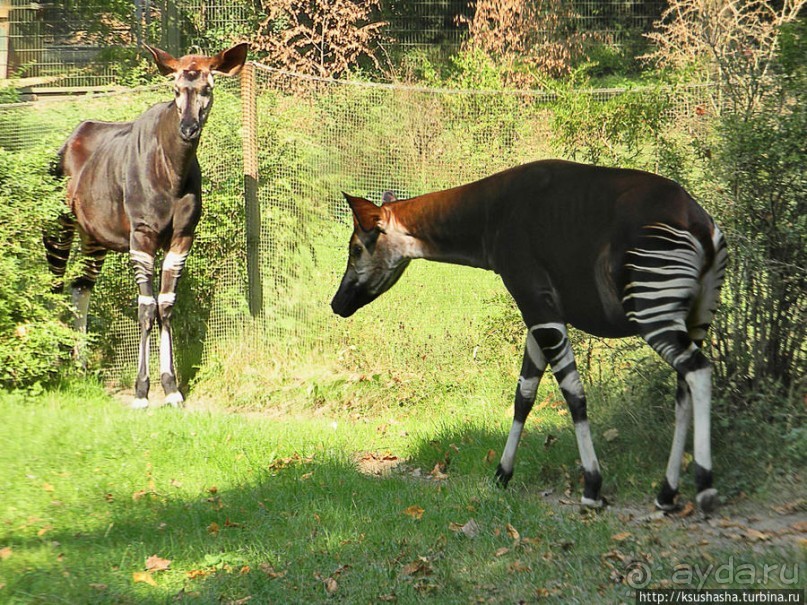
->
[687,222,728,343]
[49,147,66,179]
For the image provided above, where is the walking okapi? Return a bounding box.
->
[45,43,248,408]
[331,160,728,512]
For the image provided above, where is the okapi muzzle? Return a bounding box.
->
[330,160,728,514]
[331,192,412,317]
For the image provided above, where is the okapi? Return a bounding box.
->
[45,43,248,408]
[331,160,728,512]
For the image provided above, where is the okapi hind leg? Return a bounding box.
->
[43,213,76,293]
[496,329,547,487]
[532,323,604,508]
[70,240,107,364]
[655,374,692,511]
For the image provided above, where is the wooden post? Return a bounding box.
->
[241,62,263,317]
[0,3,10,80]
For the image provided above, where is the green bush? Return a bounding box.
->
[0,149,78,388]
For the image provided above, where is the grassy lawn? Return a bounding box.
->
[1,373,803,604]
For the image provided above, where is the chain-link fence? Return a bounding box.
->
[1,1,667,87]
[0,64,715,386]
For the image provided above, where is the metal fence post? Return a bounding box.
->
[241,62,263,317]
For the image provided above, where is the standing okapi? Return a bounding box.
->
[331,160,728,512]
[45,43,248,408]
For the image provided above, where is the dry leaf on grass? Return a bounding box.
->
[207,522,220,535]
[495,547,510,557]
[506,523,520,541]
[403,505,424,520]
[324,577,338,593]
[132,571,157,586]
[611,532,632,542]
[485,449,496,464]
[145,555,171,572]
[0,547,11,561]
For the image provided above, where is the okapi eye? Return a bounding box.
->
[174,88,180,97]
[351,244,363,258]
[201,85,212,97]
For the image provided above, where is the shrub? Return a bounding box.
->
[0,149,78,388]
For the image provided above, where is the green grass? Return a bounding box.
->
[1,374,803,604]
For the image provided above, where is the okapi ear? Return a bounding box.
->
[344,193,385,233]
[210,42,249,76]
[144,45,179,77]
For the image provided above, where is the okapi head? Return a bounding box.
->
[144,42,249,141]
[331,191,412,317]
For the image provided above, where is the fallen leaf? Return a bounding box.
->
[259,563,287,579]
[131,490,148,501]
[746,528,769,542]
[208,486,218,494]
[324,577,338,593]
[37,525,53,537]
[89,583,107,591]
[145,555,171,572]
[401,558,432,577]
[42,482,55,492]
[603,428,619,442]
[506,523,520,541]
[187,569,213,579]
[403,505,424,520]
[792,521,807,533]
[509,560,531,573]
[612,532,632,542]
[461,518,480,539]
[676,502,696,517]
[682,452,693,472]
[495,547,510,557]
[132,571,157,586]
[378,594,396,602]
[0,547,12,560]
[207,522,220,535]
[226,597,252,605]
[430,463,448,480]
[485,449,496,464]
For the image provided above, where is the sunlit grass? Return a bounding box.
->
[1,376,802,604]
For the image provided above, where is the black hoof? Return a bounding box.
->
[696,488,719,514]
[655,478,680,512]
[494,464,512,488]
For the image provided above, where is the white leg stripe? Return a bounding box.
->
[499,421,524,474]
[138,295,156,306]
[160,326,173,375]
[71,288,91,333]
[574,420,600,474]
[158,292,176,305]
[518,376,540,399]
[686,367,712,471]
[162,251,188,273]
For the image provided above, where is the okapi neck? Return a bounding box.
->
[156,103,200,176]
[392,184,497,270]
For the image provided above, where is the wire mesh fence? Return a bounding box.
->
[1,1,668,86]
[0,64,716,387]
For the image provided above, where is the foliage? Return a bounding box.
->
[547,73,672,169]
[708,37,806,394]
[253,0,389,78]
[0,149,77,388]
[458,0,590,82]
[644,0,806,118]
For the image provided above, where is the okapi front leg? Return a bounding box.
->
[130,248,156,409]
[496,330,547,486]
[532,323,604,508]
[157,249,189,407]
